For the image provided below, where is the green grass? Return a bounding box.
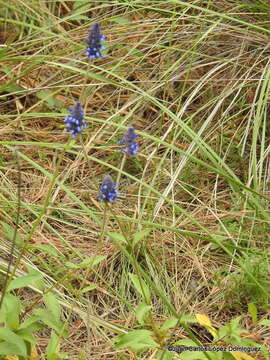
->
[0,0,270,359]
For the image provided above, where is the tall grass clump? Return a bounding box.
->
[0,0,270,359]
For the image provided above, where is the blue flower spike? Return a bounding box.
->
[85,23,105,59]
[64,102,87,138]
[97,175,118,203]
[118,126,139,156]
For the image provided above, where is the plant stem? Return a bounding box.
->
[0,150,21,310]
[116,152,127,187]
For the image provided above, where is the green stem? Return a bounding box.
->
[98,202,108,249]
[0,150,21,310]
[116,153,127,186]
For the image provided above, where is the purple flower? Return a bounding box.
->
[97,175,118,203]
[85,23,105,59]
[117,127,139,156]
[64,102,87,138]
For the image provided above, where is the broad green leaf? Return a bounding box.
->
[160,317,178,332]
[44,293,61,321]
[0,328,27,357]
[135,303,151,325]
[19,315,43,330]
[0,221,23,247]
[7,273,43,292]
[114,330,158,352]
[229,316,243,331]
[46,331,60,360]
[128,273,151,303]
[24,266,45,291]
[133,229,151,247]
[1,294,21,330]
[46,331,67,360]
[17,323,41,345]
[28,245,63,258]
[33,309,67,337]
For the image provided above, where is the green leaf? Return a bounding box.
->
[36,90,62,109]
[132,229,151,247]
[179,314,197,324]
[135,303,151,325]
[114,330,158,352]
[25,265,45,291]
[46,331,60,360]
[18,316,44,343]
[1,293,21,330]
[79,284,97,294]
[28,244,63,258]
[128,273,151,303]
[1,67,12,75]
[0,83,24,94]
[44,293,61,321]
[248,303,257,323]
[0,328,27,357]
[66,255,106,269]
[217,316,246,342]
[0,221,23,247]
[17,325,38,345]
[160,317,178,332]
[46,331,68,360]
[33,309,67,337]
[19,314,43,330]
[7,272,43,291]
[108,232,127,244]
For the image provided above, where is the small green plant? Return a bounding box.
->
[224,253,270,310]
[114,304,180,359]
[114,310,269,360]
[0,272,68,359]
